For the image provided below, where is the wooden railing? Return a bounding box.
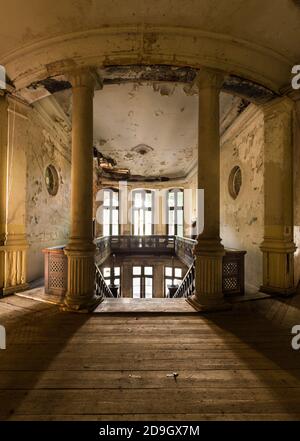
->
[173,261,195,298]
[175,236,195,266]
[43,236,246,299]
[95,236,111,265]
[95,263,114,298]
[109,235,175,254]
[172,246,246,298]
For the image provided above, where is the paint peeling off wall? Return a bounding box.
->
[220,104,264,293]
[26,99,71,282]
[294,100,300,288]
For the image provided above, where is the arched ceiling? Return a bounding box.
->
[0,0,299,93]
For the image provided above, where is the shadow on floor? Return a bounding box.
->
[206,295,300,417]
[0,297,89,420]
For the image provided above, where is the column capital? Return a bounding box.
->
[196,67,225,90]
[67,67,103,91]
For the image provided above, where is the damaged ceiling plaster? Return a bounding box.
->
[51,80,249,180]
[18,65,260,181]
[90,82,249,180]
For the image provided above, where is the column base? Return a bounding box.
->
[1,283,29,297]
[186,294,231,312]
[192,237,226,309]
[63,293,103,313]
[0,238,29,297]
[259,285,296,298]
[260,238,296,296]
[64,244,102,313]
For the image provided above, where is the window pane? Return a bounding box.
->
[112,209,118,224]
[114,278,120,286]
[169,224,174,236]
[169,210,174,225]
[133,277,141,286]
[103,223,110,236]
[174,279,181,286]
[134,192,142,208]
[165,267,172,277]
[144,266,153,275]
[168,191,175,207]
[139,208,144,235]
[165,278,172,295]
[133,277,141,298]
[112,224,118,235]
[103,190,111,207]
[133,210,139,235]
[177,210,183,226]
[103,208,110,225]
[133,266,141,275]
[112,191,119,207]
[177,225,183,237]
[145,192,152,208]
[175,268,182,278]
[145,277,153,298]
[114,267,120,277]
[177,190,183,207]
[145,211,152,235]
[103,268,111,277]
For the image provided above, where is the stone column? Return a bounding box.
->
[64,68,102,311]
[260,97,296,296]
[187,68,226,311]
[0,95,29,296]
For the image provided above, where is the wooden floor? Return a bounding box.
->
[0,294,300,420]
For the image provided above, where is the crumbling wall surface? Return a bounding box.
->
[294,100,300,288]
[26,101,71,282]
[220,104,264,293]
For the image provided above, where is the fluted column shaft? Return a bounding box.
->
[187,68,225,311]
[64,68,102,311]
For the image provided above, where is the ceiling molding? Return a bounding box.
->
[1,26,292,93]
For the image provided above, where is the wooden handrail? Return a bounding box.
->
[95,263,115,298]
[173,260,195,298]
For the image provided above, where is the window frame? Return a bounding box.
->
[132,189,154,236]
[132,265,154,298]
[102,187,120,236]
[167,188,184,237]
[164,265,184,297]
[103,266,121,290]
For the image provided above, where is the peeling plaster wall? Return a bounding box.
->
[294,100,300,288]
[26,101,71,282]
[220,104,264,293]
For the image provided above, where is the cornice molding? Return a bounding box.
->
[0,26,292,93]
[220,103,263,145]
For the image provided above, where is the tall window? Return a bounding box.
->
[132,266,153,298]
[103,188,119,236]
[103,266,121,289]
[164,266,183,296]
[168,189,184,236]
[132,190,154,236]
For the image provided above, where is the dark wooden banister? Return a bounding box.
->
[173,260,195,298]
[95,263,115,298]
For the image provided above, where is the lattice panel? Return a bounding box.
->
[49,256,67,289]
[223,277,239,291]
[223,262,238,276]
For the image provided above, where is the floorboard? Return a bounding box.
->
[0,294,300,420]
